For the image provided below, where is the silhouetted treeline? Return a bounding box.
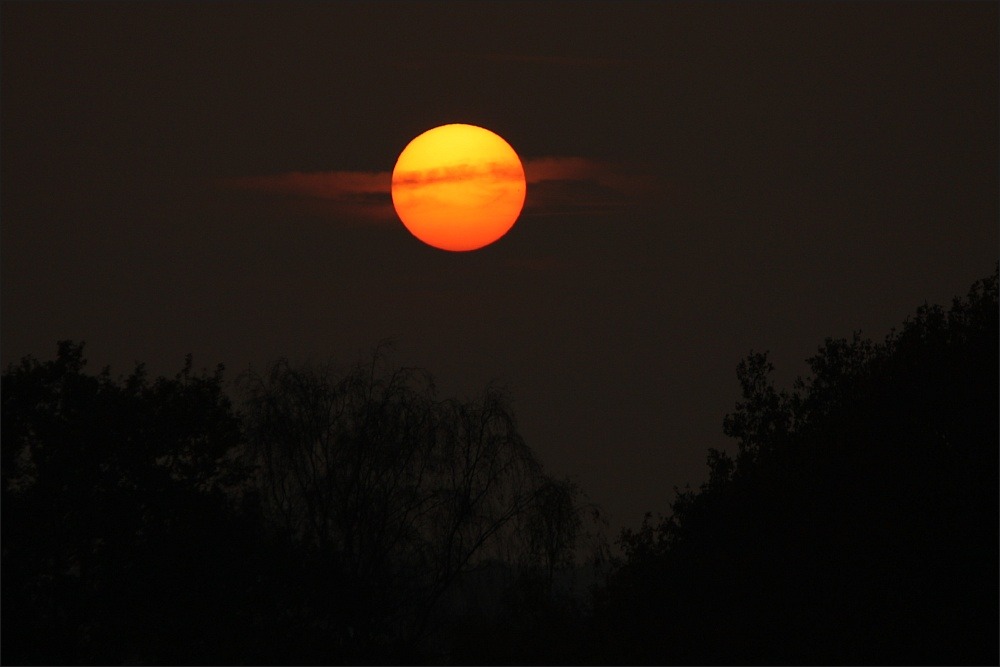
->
[2,349,292,664]
[587,264,999,665]
[3,266,997,665]
[1,344,597,665]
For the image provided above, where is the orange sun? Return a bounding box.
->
[391,124,526,251]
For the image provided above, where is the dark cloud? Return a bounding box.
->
[221,170,389,200]
[391,162,524,188]
[221,157,654,221]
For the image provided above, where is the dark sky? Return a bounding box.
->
[2,1,997,534]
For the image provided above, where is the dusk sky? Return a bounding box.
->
[2,1,997,535]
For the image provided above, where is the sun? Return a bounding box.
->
[391,124,526,251]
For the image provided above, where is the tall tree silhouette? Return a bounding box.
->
[595,265,999,665]
[237,346,586,658]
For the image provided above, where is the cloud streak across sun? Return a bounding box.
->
[221,157,653,222]
[391,162,525,189]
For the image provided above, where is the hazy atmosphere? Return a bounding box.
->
[2,3,997,664]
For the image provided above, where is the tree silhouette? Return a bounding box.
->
[6,265,994,665]
[594,265,999,665]
[0,343,274,664]
[237,346,588,659]
[2,343,595,664]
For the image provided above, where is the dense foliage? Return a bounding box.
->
[1,346,588,664]
[593,265,998,664]
[1,347,265,664]
[2,266,996,664]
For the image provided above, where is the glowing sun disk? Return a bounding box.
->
[391,124,526,251]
